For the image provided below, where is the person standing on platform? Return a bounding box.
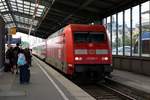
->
[24,48,32,67]
[5,44,13,72]
[17,49,30,84]
[13,43,20,74]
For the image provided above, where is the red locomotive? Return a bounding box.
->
[33,24,112,80]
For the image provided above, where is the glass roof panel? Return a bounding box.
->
[0,0,47,31]
[18,7,23,10]
[24,1,30,5]
[0,9,8,12]
[24,9,29,11]
[17,3,23,7]
[0,3,3,6]
[31,3,35,7]
[38,5,45,9]
[10,0,15,2]
[10,2,16,5]
[17,0,23,4]
[24,5,29,8]
[13,8,17,11]
[30,12,34,15]
[0,6,5,9]
[3,2,6,5]
[30,7,35,10]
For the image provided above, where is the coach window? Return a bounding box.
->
[141,1,150,57]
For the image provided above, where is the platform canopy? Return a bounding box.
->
[0,0,148,39]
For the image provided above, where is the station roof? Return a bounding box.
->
[0,0,148,39]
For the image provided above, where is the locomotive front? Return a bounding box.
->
[71,25,113,80]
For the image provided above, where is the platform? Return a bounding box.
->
[111,69,150,94]
[0,57,95,100]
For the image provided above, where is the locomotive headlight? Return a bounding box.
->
[78,57,82,60]
[75,57,79,60]
[75,57,82,61]
[102,57,109,61]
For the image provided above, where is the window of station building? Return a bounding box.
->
[117,12,123,55]
[112,14,117,55]
[106,17,111,44]
[141,1,150,57]
[132,5,140,56]
[103,18,107,28]
[124,9,131,56]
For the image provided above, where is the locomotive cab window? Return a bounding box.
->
[74,32,105,43]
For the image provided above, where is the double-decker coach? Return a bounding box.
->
[45,24,112,80]
[32,42,46,59]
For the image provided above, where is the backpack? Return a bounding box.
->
[17,53,26,66]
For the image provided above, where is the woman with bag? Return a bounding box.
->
[17,49,30,84]
[5,44,13,72]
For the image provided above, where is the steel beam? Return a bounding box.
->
[5,0,17,27]
[0,17,5,69]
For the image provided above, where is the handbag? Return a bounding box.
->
[5,58,10,64]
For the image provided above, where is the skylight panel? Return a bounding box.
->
[31,3,35,7]
[30,10,34,13]
[0,3,3,6]
[0,0,47,31]
[24,1,30,5]
[13,8,17,11]
[37,8,43,12]
[18,9,23,13]
[36,11,42,15]
[10,0,15,2]
[30,7,35,10]
[30,12,34,15]
[0,9,8,12]
[3,2,6,5]
[38,5,45,9]
[24,5,29,8]
[0,6,4,9]
[18,7,23,10]
[24,11,29,14]
[10,2,16,6]
[17,3,23,7]
[36,14,41,17]
[12,5,17,9]
[24,9,29,12]
[4,14,11,18]
[17,0,23,4]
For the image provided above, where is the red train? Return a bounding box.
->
[32,24,113,81]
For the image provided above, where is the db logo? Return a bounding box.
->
[89,43,93,47]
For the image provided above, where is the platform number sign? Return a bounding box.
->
[8,27,16,35]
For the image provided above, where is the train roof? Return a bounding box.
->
[31,42,45,48]
[65,24,105,31]
[68,24,105,27]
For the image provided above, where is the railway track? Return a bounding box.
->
[35,57,150,100]
[78,82,136,100]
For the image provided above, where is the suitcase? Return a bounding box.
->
[26,69,30,83]
[19,64,30,84]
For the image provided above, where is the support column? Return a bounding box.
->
[0,17,5,70]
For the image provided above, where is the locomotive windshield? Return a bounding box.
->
[74,32,105,43]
